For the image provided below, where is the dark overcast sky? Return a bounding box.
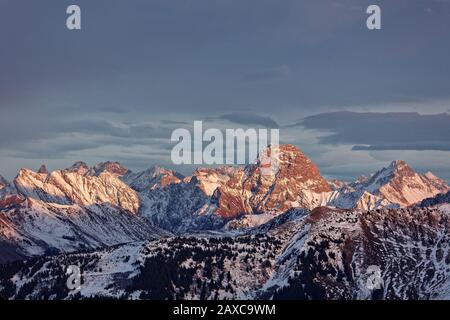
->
[1,0,450,181]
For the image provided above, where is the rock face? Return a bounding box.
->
[212,144,332,218]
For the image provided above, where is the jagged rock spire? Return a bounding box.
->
[37,164,49,175]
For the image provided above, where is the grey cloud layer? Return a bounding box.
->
[0,118,175,158]
[215,113,279,128]
[298,111,450,151]
[1,0,450,181]
[2,0,450,116]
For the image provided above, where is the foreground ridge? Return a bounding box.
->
[1,204,449,300]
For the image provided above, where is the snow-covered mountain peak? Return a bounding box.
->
[93,161,129,177]
[15,168,42,183]
[424,171,440,181]
[357,160,449,207]
[63,161,130,177]
[387,160,416,177]
[207,144,333,218]
[133,145,335,232]
[251,144,309,168]
[150,165,174,175]
[123,166,183,192]
[2,144,449,246]
[328,179,348,191]
[191,166,241,196]
[1,166,166,262]
[13,167,140,213]
[244,144,331,194]
[65,161,91,175]
[389,159,408,168]
[37,164,49,175]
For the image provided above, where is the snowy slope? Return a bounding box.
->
[0,197,167,258]
[0,165,167,261]
[3,205,449,300]
[137,177,225,234]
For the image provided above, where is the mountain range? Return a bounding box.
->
[0,144,449,299]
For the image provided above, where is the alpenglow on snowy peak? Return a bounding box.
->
[0,163,168,261]
[0,145,449,260]
[134,144,336,233]
[13,167,140,213]
[352,160,449,207]
[212,144,332,217]
[322,160,449,211]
